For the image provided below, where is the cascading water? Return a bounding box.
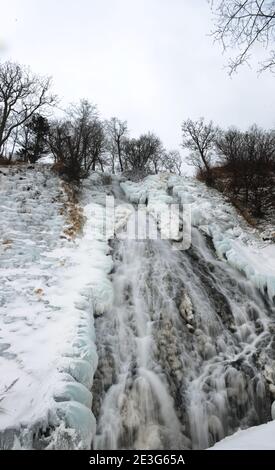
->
[92,179,275,450]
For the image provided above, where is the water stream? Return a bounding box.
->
[92,180,275,450]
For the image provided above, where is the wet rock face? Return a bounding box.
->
[153,317,186,420]
[92,347,116,418]
[92,188,275,449]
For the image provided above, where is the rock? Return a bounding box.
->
[179,293,194,324]
[264,365,275,384]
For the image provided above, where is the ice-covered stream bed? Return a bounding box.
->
[0,168,275,450]
[92,175,275,450]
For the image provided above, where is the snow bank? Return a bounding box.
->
[209,420,275,449]
[0,166,113,449]
[121,175,187,243]
[121,174,173,206]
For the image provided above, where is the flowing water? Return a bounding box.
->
[92,180,275,450]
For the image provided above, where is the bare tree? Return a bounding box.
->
[6,127,19,162]
[89,120,105,172]
[216,127,243,164]
[216,124,275,216]
[17,114,50,163]
[215,127,244,193]
[241,125,275,213]
[124,132,164,176]
[104,135,117,174]
[182,118,217,183]
[0,61,55,154]
[162,150,183,175]
[211,0,275,73]
[105,117,128,172]
[49,100,105,181]
[149,136,165,174]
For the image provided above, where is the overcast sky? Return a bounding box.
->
[0,0,274,163]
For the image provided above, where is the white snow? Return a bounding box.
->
[121,174,173,206]
[121,175,187,243]
[0,165,113,449]
[209,420,275,450]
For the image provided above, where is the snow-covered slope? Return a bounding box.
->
[1,168,274,450]
[210,420,275,449]
[0,166,112,449]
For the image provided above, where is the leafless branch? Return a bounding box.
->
[211,0,275,73]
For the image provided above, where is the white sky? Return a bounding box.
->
[0,0,274,159]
